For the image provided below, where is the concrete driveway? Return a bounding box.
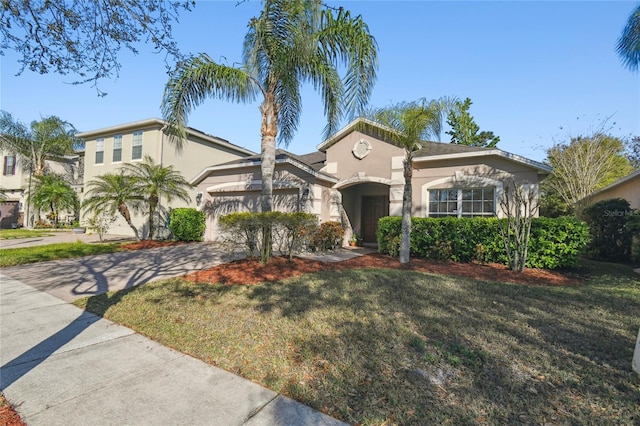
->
[1,242,240,302]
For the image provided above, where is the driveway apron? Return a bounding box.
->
[1,242,240,302]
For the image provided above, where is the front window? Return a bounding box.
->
[429,188,495,218]
[3,155,16,175]
[95,138,104,164]
[132,131,143,160]
[113,135,122,162]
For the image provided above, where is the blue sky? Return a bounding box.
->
[1,1,638,162]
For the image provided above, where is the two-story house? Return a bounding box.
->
[76,118,255,237]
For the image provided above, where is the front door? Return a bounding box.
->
[361,195,388,243]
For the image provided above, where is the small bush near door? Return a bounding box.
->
[169,208,206,242]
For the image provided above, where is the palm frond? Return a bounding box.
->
[161,54,259,150]
[617,5,640,71]
[318,7,378,120]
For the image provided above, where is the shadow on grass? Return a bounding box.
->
[242,264,640,425]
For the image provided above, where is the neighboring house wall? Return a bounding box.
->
[78,119,254,238]
[587,170,640,209]
[1,149,83,228]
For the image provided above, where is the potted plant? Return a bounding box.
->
[349,231,360,247]
[72,220,86,234]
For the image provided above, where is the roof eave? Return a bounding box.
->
[413,149,552,174]
[586,169,640,199]
[190,156,338,186]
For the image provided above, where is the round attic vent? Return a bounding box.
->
[352,139,371,159]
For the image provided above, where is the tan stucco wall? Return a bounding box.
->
[589,175,640,209]
[324,130,404,181]
[324,133,543,220]
[412,156,541,218]
[1,149,28,198]
[196,163,331,241]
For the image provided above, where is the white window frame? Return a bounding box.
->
[428,187,496,218]
[112,134,123,163]
[95,138,105,164]
[132,131,143,160]
[422,174,505,218]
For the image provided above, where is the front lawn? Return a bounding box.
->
[75,259,640,425]
[0,229,54,239]
[0,242,121,267]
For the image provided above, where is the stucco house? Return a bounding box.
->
[585,169,640,210]
[76,118,255,237]
[192,118,552,244]
[0,150,83,228]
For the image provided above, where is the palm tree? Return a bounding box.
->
[360,98,452,263]
[83,172,143,240]
[161,0,378,262]
[0,111,78,176]
[121,155,191,240]
[30,173,78,227]
[617,5,640,71]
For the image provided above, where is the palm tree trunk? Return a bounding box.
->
[400,155,412,264]
[118,202,140,241]
[259,95,278,263]
[260,95,278,213]
[148,195,158,240]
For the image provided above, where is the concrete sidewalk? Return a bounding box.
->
[0,273,347,426]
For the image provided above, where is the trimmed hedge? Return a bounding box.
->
[377,216,589,269]
[169,208,206,242]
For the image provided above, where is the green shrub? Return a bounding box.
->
[377,216,589,269]
[218,212,262,257]
[219,212,321,259]
[169,208,206,242]
[310,221,344,251]
[526,216,590,268]
[582,198,632,262]
[272,212,318,259]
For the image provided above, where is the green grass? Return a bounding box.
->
[0,241,121,267]
[75,260,640,425]
[0,229,55,239]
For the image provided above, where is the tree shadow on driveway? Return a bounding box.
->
[1,242,241,302]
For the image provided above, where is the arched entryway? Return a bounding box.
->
[336,180,392,244]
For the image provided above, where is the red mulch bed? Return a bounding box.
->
[184,253,582,287]
[0,398,26,426]
[120,240,188,251]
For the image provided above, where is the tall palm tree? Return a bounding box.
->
[0,111,78,176]
[161,0,377,261]
[617,5,640,71]
[361,98,452,264]
[30,173,77,227]
[83,172,143,240]
[121,155,191,240]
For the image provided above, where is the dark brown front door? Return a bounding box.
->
[361,195,388,243]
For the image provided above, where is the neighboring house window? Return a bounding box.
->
[95,138,105,164]
[132,131,143,160]
[429,188,495,218]
[3,155,16,175]
[113,135,123,162]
